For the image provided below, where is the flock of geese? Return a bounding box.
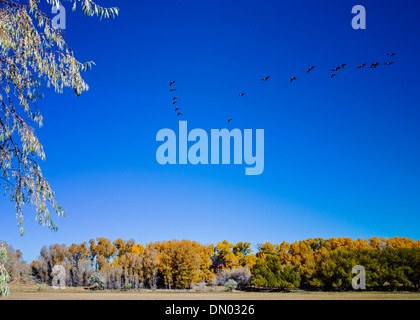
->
[169,53,396,123]
[169,81,183,117]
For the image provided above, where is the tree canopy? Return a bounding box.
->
[23,237,420,291]
[0,0,118,234]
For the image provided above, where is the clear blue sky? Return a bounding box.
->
[1,0,420,263]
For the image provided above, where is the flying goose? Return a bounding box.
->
[307,66,316,73]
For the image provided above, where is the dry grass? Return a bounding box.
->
[3,284,420,300]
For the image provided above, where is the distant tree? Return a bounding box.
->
[212,240,239,269]
[0,0,118,234]
[172,240,201,289]
[89,238,117,269]
[313,249,356,290]
[158,241,175,289]
[66,242,90,286]
[197,244,214,283]
[142,243,159,289]
[4,243,28,280]
[252,254,300,289]
[115,251,143,290]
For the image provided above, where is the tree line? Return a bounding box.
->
[2,237,420,291]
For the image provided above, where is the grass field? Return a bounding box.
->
[3,285,420,300]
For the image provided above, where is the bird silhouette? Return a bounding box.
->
[228,118,232,123]
[169,88,176,92]
[238,93,245,96]
[172,101,177,105]
[357,63,367,69]
[175,107,180,111]
[307,66,316,73]
[262,76,270,81]
[369,62,379,68]
[331,67,340,71]
[177,112,183,116]
[169,81,175,86]
[290,77,296,82]
[384,62,394,65]
[173,97,180,100]
[387,53,396,57]
[331,73,337,79]
[340,64,347,68]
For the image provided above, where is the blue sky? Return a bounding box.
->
[1,0,420,262]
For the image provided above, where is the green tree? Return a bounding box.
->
[313,249,356,290]
[0,0,118,234]
[252,254,300,289]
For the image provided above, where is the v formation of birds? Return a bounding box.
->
[169,53,396,123]
[169,81,183,116]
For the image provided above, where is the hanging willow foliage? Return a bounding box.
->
[0,0,118,234]
[0,242,10,296]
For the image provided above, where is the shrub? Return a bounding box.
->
[121,280,132,291]
[213,267,252,288]
[88,272,106,291]
[224,279,238,291]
